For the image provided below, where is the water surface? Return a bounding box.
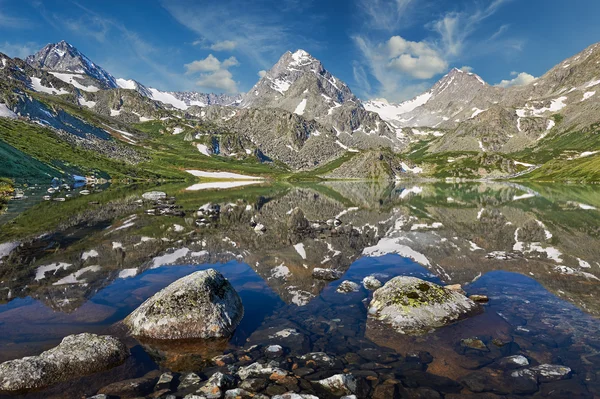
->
[0,181,599,398]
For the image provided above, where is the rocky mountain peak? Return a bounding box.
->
[26,41,118,89]
[431,68,487,96]
[241,49,357,111]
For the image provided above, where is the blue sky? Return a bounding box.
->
[1,0,599,102]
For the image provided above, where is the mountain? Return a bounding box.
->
[26,41,118,90]
[116,78,242,110]
[365,68,497,131]
[240,49,399,148]
[365,42,600,158]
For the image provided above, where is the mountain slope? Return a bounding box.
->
[26,41,118,89]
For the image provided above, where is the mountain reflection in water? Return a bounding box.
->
[0,181,599,398]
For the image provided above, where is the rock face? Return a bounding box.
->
[0,333,129,392]
[368,277,480,335]
[124,269,244,339]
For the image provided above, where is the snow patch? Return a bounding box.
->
[294,243,307,259]
[294,99,307,115]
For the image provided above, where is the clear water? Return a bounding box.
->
[0,181,599,398]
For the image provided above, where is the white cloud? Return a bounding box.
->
[258,70,267,78]
[386,36,448,79]
[195,69,237,92]
[185,54,239,93]
[460,65,474,73]
[210,40,237,51]
[353,0,515,101]
[0,42,39,59]
[495,71,537,88]
[353,35,447,101]
[185,55,239,73]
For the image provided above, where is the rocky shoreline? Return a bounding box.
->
[0,270,580,398]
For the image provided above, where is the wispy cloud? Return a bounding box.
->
[0,5,29,29]
[161,0,319,69]
[357,0,415,32]
[431,0,511,57]
[0,41,39,58]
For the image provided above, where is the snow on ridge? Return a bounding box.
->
[294,98,307,115]
[149,88,188,110]
[49,72,100,92]
[30,77,69,95]
[469,108,487,119]
[364,92,432,122]
[116,78,137,90]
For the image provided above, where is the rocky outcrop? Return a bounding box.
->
[124,269,244,339]
[368,277,481,335]
[0,333,129,392]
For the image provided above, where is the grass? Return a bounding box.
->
[287,151,361,181]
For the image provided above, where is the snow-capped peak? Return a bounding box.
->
[290,49,314,67]
[26,41,118,89]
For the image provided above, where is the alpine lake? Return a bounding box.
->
[0,180,599,399]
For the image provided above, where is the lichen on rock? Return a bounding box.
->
[368,276,481,335]
[0,333,129,393]
[124,268,244,340]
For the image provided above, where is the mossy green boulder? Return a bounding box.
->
[368,276,480,335]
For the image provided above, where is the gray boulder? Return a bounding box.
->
[124,269,244,339]
[0,333,129,392]
[368,276,480,335]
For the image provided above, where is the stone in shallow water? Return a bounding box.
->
[315,373,357,396]
[98,370,161,397]
[469,294,489,303]
[529,364,572,382]
[362,275,383,290]
[460,338,489,351]
[198,372,235,398]
[0,333,129,392]
[495,355,529,369]
[124,268,244,339]
[368,276,481,335]
[337,280,361,293]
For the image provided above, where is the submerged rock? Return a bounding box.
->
[124,269,244,339]
[315,373,357,396]
[368,276,481,335]
[0,333,129,392]
[469,294,489,303]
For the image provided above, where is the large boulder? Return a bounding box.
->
[0,333,129,393]
[124,269,244,339]
[368,276,480,335]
